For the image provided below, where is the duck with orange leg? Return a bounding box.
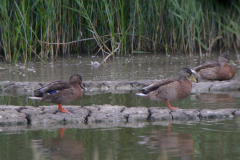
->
[136,68,197,110]
[29,74,86,113]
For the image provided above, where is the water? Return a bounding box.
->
[0,51,240,160]
[1,52,238,82]
[1,119,240,160]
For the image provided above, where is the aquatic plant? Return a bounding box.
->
[0,0,239,63]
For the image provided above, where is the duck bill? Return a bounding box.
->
[229,60,237,66]
[189,75,197,83]
[80,84,87,91]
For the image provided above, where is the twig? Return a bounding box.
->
[39,34,114,45]
[100,53,113,65]
[93,35,111,55]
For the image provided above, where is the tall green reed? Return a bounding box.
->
[0,0,239,63]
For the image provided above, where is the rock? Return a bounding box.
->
[84,81,110,91]
[20,105,89,125]
[171,109,200,120]
[115,82,133,90]
[200,109,236,119]
[2,79,240,96]
[191,81,213,93]
[148,107,172,121]
[0,106,27,125]
[122,107,149,122]
[0,81,40,96]
[0,104,239,126]
[63,106,89,123]
[234,109,240,116]
[210,80,240,91]
[85,105,126,123]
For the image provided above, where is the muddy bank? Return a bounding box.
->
[0,104,239,126]
[1,78,240,96]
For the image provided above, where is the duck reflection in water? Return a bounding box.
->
[194,93,235,104]
[31,128,84,160]
[138,122,194,159]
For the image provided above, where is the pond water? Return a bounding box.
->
[1,119,240,160]
[0,51,239,82]
[1,51,240,160]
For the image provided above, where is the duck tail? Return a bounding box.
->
[136,93,147,97]
[28,97,42,100]
[190,69,201,77]
[190,69,197,74]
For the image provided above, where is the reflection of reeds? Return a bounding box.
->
[0,0,239,62]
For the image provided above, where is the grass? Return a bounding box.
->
[0,0,239,63]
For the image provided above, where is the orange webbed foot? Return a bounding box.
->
[166,100,180,110]
[59,108,70,113]
[58,104,70,113]
[168,106,179,110]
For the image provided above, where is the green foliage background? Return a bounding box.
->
[0,0,239,63]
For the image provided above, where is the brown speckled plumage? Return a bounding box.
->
[30,74,86,113]
[137,68,196,109]
[192,53,235,80]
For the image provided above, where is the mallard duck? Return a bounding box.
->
[191,53,236,80]
[136,68,197,109]
[29,74,86,113]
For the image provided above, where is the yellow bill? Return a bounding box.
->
[189,75,197,83]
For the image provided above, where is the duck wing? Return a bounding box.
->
[193,61,220,72]
[140,78,177,94]
[34,80,71,97]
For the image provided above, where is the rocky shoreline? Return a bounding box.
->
[1,78,240,96]
[0,79,240,126]
[0,104,239,126]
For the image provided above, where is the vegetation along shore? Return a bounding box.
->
[0,0,239,63]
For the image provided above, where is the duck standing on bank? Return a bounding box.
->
[136,68,197,109]
[29,74,86,113]
[191,53,236,81]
